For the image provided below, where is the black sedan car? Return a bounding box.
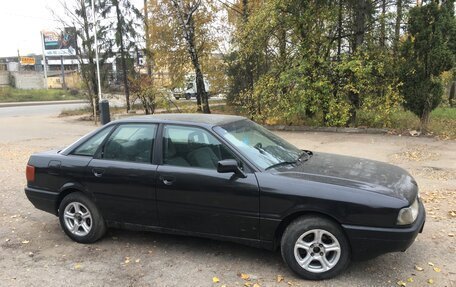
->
[25,114,425,280]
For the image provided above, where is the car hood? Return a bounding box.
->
[272,152,418,203]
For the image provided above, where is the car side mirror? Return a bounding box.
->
[217,159,246,178]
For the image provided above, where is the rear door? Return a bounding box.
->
[156,124,260,240]
[85,123,159,226]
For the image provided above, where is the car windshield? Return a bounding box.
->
[214,119,305,170]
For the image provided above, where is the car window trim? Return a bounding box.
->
[94,122,158,164]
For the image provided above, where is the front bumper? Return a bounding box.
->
[342,200,426,261]
[25,187,59,215]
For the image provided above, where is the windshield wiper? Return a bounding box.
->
[265,161,297,170]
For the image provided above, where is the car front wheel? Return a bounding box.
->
[58,192,106,243]
[281,216,350,280]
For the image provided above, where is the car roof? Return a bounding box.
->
[116,113,247,127]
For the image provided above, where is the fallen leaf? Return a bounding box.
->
[21,240,29,244]
[397,280,407,286]
[74,263,82,270]
[449,233,455,237]
[415,265,424,271]
[5,238,10,242]
[449,211,456,217]
[240,273,250,280]
[433,267,441,273]
[428,262,434,267]
[124,257,130,264]
[253,284,260,287]
[212,277,220,283]
[135,259,140,263]
[427,279,434,284]
[277,275,284,283]
[244,283,252,287]
[407,277,414,283]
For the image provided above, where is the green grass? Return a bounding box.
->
[0,87,84,103]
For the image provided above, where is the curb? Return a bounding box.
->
[0,100,87,108]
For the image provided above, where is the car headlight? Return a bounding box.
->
[397,197,419,225]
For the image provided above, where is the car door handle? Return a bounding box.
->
[160,175,175,185]
[92,168,105,177]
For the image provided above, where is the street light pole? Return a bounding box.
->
[91,0,110,124]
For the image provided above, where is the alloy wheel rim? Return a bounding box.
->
[63,202,92,236]
[294,229,341,273]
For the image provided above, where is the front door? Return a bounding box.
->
[156,124,260,240]
[85,123,159,226]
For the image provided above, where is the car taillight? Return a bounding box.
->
[26,165,35,182]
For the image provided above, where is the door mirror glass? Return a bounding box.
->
[217,159,246,178]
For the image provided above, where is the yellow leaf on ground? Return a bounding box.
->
[397,280,407,286]
[277,275,284,282]
[428,279,434,284]
[244,283,252,287]
[449,211,456,217]
[415,265,424,271]
[212,277,220,283]
[74,263,82,270]
[407,277,414,283]
[433,267,441,273]
[240,273,250,280]
[253,284,260,287]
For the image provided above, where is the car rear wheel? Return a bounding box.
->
[281,216,350,280]
[58,192,106,243]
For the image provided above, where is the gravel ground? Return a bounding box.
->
[0,114,455,287]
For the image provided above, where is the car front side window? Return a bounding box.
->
[162,125,235,169]
[102,124,157,163]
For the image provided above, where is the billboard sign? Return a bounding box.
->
[42,27,77,56]
[20,57,36,65]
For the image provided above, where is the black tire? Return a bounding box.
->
[185,93,191,100]
[280,216,350,280]
[58,192,107,243]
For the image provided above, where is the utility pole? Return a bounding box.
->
[40,32,48,89]
[92,0,110,124]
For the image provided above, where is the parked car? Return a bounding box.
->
[25,114,425,280]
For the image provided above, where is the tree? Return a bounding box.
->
[170,0,210,113]
[400,0,456,130]
[147,0,219,113]
[52,0,114,116]
[100,0,143,112]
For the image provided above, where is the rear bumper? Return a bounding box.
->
[25,187,58,215]
[343,201,426,261]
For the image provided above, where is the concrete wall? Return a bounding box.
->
[47,72,82,89]
[0,71,9,86]
[11,72,44,89]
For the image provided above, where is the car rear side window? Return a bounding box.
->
[72,126,114,156]
[102,124,157,163]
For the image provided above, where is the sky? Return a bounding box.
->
[0,0,143,57]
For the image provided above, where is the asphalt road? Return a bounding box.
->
[0,102,88,118]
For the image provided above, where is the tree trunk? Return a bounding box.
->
[144,0,152,77]
[449,81,455,108]
[115,1,131,112]
[337,0,343,61]
[394,0,402,55]
[380,0,386,47]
